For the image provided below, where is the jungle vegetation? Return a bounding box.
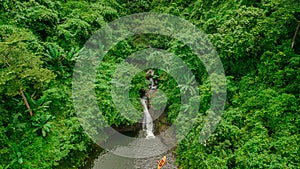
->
[0,0,299,168]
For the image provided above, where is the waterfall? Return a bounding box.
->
[141,97,155,139]
[149,78,157,90]
[140,69,157,139]
[147,69,157,90]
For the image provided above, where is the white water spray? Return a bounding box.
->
[141,97,155,139]
[149,78,157,90]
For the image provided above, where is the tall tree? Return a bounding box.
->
[0,26,55,116]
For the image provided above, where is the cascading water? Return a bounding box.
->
[140,69,157,139]
[149,78,157,90]
[146,69,157,90]
[141,97,155,139]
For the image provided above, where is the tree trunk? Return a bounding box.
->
[20,89,33,116]
[291,21,300,49]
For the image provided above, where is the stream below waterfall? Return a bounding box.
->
[81,70,177,169]
[81,137,178,169]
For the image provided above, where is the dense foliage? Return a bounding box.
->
[0,0,299,168]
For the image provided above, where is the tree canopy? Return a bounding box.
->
[0,0,299,168]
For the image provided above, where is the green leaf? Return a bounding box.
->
[18,158,23,164]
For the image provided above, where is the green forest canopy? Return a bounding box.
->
[0,0,299,168]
